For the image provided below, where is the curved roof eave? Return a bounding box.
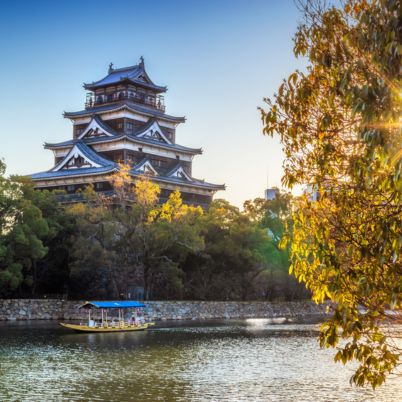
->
[45,135,202,155]
[83,63,167,93]
[64,102,185,124]
[30,169,225,191]
[84,78,167,93]
[91,115,120,136]
[44,140,75,149]
[129,170,225,191]
[30,166,118,181]
[50,140,116,171]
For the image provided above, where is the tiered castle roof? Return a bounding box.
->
[30,58,225,203]
[83,58,167,92]
[44,116,202,155]
[63,102,185,123]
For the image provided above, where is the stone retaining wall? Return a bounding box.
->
[0,299,331,322]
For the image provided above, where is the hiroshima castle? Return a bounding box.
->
[30,58,225,207]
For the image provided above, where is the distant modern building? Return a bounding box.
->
[30,58,225,207]
[264,187,279,200]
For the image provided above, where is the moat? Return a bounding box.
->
[0,320,401,401]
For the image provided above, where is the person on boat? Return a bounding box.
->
[136,312,145,325]
[128,313,135,325]
[133,312,140,325]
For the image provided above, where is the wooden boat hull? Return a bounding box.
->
[60,322,154,333]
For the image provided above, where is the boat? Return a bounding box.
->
[60,300,155,333]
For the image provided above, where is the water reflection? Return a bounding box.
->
[0,321,400,401]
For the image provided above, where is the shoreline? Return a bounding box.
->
[0,299,331,322]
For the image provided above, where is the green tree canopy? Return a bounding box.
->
[244,192,307,300]
[0,161,49,295]
[182,199,282,300]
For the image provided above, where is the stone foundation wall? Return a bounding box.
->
[0,299,331,322]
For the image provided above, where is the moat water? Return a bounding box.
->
[0,320,401,401]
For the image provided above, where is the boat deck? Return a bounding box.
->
[60,322,154,333]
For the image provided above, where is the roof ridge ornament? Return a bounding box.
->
[139,56,144,68]
[108,62,114,74]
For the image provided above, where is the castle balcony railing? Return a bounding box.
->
[85,92,165,112]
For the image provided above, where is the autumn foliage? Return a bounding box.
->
[262,0,401,388]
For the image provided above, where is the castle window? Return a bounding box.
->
[67,185,75,192]
[176,155,180,160]
[138,147,143,152]
[152,159,165,167]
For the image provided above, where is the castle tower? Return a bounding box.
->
[30,58,225,207]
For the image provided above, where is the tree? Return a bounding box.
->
[0,159,20,240]
[244,192,309,300]
[261,0,401,387]
[133,180,204,299]
[13,178,75,296]
[182,199,272,300]
[244,191,293,243]
[0,161,49,296]
[67,191,120,299]
[68,168,204,300]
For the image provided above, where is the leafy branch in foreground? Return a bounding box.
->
[261,0,401,388]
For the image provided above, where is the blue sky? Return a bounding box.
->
[0,0,305,207]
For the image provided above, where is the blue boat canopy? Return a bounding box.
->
[80,301,145,309]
